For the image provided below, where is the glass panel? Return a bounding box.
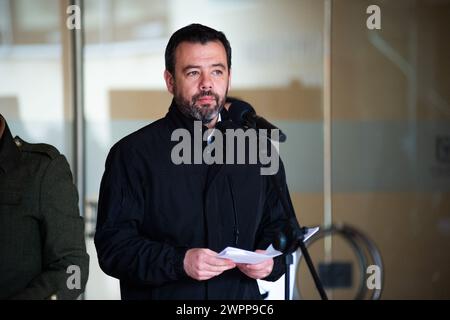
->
[330,0,450,299]
[0,0,70,160]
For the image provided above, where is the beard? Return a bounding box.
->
[174,87,227,125]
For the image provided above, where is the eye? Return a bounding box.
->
[212,70,223,76]
[187,70,199,77]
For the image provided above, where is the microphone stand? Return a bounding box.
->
[221,100,327,300]
[270,175,328,300]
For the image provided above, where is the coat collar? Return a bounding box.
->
[0,116,20,174]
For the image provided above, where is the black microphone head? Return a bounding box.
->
[273,231,288,252]
[226,97,287,143]
[226,97,255,125]
[274,221,305,253]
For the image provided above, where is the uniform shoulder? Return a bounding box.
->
[14,136,61,160]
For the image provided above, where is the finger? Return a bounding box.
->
[203,248,235,263]
[202,264,235,273]
[199,259,236,273]
[244,262,270,271]
[196,250,235,268]
[204,256,236,267]
[193,265,228,278]
[238,264,272,279]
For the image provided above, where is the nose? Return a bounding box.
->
[199,73,212,91]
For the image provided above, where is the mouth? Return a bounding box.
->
[197,96,216,104]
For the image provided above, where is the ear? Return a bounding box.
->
[164,70,175,94]
[0,115,5,139]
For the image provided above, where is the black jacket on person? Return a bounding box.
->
[95,101,292,300]
[0,116,89,299]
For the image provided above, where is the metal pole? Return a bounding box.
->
[322,2,333,301]
[323,0,333,265]
[69,0,85,217]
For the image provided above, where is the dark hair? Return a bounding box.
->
[165,23,232,75]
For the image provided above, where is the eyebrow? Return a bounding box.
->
[211,63,226,70]
[182,63,227,73]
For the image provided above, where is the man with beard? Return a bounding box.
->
[95,24,290,300]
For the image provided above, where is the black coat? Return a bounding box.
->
[95,101,291,300]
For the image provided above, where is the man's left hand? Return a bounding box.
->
[237,249,273,280]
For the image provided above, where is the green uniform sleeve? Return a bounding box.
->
[11,155,89,300]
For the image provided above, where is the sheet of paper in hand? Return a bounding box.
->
[217,227,320,264]
[217,245,282,264]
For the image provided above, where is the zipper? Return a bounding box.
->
[226,175,239,246]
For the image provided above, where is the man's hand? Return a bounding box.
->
[237,249,274,279]
[184,248,236,281]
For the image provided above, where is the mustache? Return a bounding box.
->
[192,91,219,104]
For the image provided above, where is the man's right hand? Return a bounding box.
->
[184,248,236,281]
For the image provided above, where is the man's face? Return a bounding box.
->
[164,41,231,125]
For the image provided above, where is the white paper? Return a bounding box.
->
[303,226,320,242]
[217,227,320,264]
[217,245,282,264]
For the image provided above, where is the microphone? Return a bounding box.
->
[273,220,306,254]
[226,97,287,142]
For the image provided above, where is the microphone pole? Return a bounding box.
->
[270,175,328,300]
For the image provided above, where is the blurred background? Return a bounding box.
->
[0,0,449,299]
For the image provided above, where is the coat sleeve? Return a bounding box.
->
[11,155,89,300]
[94,144,188,287]
[255,160,294,282]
